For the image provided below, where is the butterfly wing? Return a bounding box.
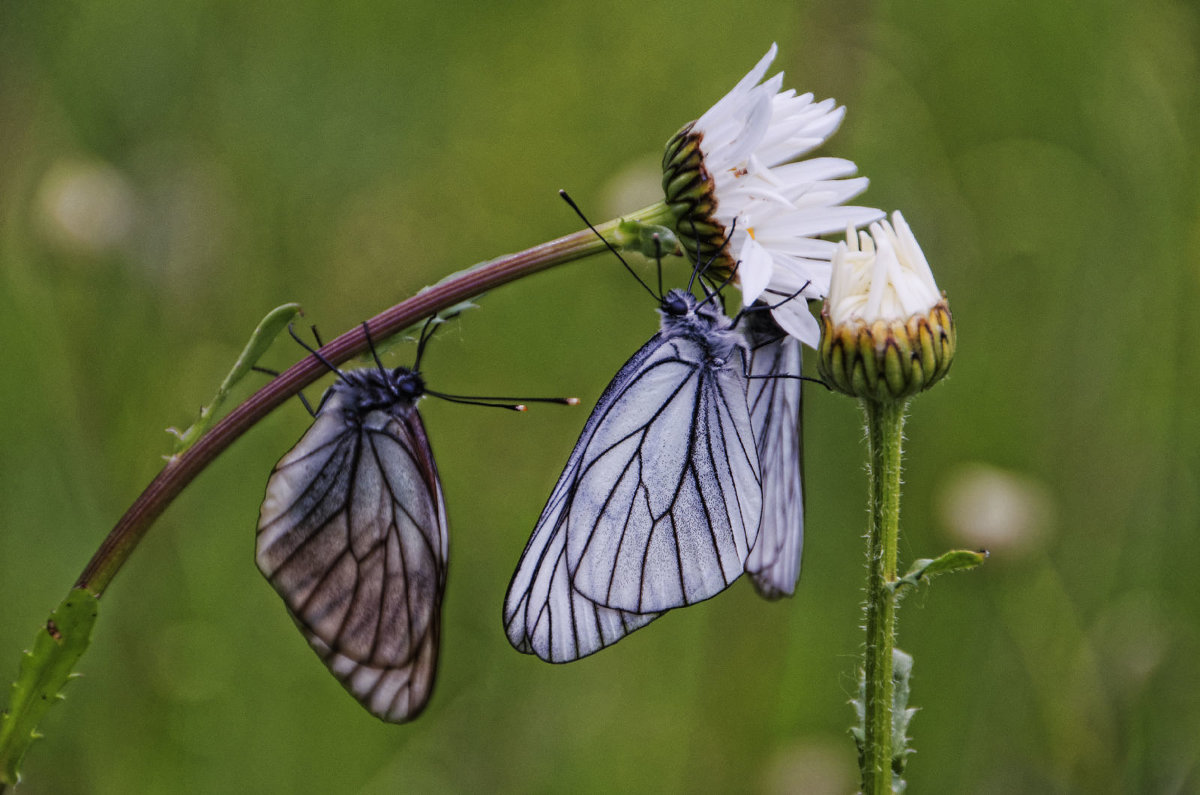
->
[504,336,666,663]
[257,390,447,722]
[505,325,761,661]
[565,335,761,612]
[743,317,805,599]
[503,511,660,663]
[302,620,439,724]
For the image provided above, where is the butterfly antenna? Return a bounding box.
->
[762,280,813,310]
[686,232,702,294]
[559,190,660,302]
[288,323,344,377]
[744,370,831,388]
[731,279,815,325]
[700,263,740,306]
[252,365,318,416]
[424,388,578,412]
[413,315,442,372]
[687,215,737,296]
[361,321,387,372]
[697,247,741,314]
[653,232,665,299]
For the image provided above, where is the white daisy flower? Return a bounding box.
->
[662,43,883,347]
[818,212,955,401]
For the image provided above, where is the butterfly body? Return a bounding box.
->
[505,289,762,662]
[258,365,447,723]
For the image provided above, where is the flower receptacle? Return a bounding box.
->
[819,298,955,402]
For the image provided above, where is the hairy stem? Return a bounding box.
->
[860,398,907,794]
[75,220,631,595]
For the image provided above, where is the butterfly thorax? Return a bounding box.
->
[333,367,425,418]
[657,288,743,366]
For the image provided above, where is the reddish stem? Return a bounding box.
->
[76,226,608,594]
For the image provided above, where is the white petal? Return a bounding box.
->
[770,300,821,348]
[826,212,942,325]
[716,91,775,168]
[736,236,774,305]
[695,44,778,133]
[686,46,886,348]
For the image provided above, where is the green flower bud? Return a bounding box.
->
[817,212,955,402]
[819,301,956,401]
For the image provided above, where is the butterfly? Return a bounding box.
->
[258,318,575,718]
[742,309,805,599]
[256,323,449,723]
[504,286,763,662]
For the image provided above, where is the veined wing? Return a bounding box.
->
[503,513,659,663]
[504,335,667,663]
[302,619,439,723]
[743,318,804,599]
[505,325,761,661]
[258,393,447,721]
[565,335,761,613]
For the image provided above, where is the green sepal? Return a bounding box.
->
[166,302,302,457]
[615,220,679,260]
[891,549,988,596]
[0,589,100,787]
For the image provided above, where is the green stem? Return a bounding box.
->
[860,397,907,794]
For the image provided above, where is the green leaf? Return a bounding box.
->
[849,649,919,792]
[0,589,100,787]
[166,302,302,457]
[890,649,916,792]
[892,549,988,596]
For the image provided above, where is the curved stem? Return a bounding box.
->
[75,223,620,595]
[860,398,907,794]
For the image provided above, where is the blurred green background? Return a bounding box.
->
[1,0,1197,792]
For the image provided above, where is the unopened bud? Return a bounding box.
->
[817,212,956,401]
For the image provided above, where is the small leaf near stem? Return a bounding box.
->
[166,302,302,458]
[892,549,988,597]
[889,648,917,790]
[0,590,99,789]
[852,648,917,794]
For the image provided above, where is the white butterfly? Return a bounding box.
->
[742,310,805,599]
[257,341,447,723]
[504,289,762,662]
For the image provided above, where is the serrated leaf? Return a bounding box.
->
[168,302,302,457]
[0,589,100,787]
[893,549,987,595]
[891,649,916,792]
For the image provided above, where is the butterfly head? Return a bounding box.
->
[390,368,426,401]
[660,289,695,318]
[338,366,426,414]
[660,288,733,330]
[658,288,742,365]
